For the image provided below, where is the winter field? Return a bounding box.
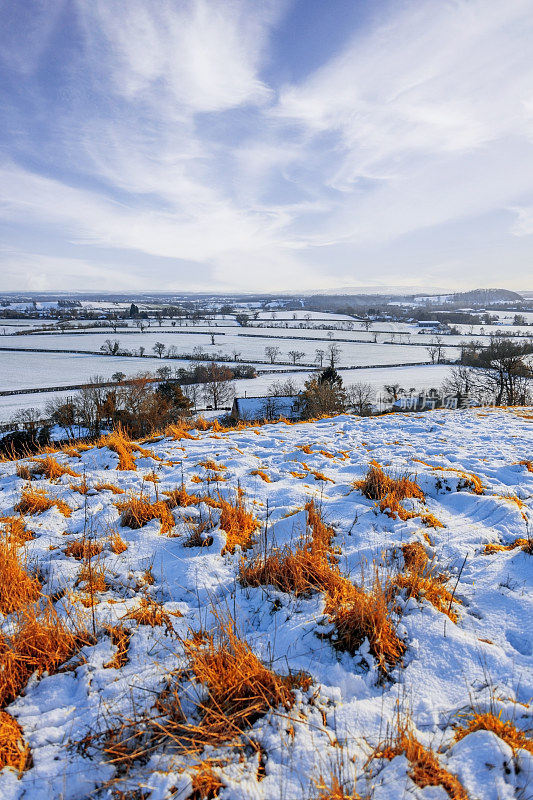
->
[0,407,531,799]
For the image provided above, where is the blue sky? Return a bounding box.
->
[1,0,532,293]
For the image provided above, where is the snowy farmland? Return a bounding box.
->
[0,407,531,798]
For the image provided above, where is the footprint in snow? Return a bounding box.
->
[506,629,532,656]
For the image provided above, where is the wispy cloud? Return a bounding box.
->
[0,0,532,291]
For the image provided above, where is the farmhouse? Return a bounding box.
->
[230,395,301,422]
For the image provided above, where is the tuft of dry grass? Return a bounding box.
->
[189,760,223,799]
[241,502,404,673]
[164,486,202,509]
[64,539,103,560]
[388,542,459,622]
[313,775,361,800]
[104,626,131,670]
[218,490,260,555]
[354,463,424,521]
[155,621,309,751]
[95,481,125,495]
[123,597,178,633]
[109,530,128,554]
[14,486,72,517]
[165,422,198,440]
[0,516,34,545]
[0,537,41,614]
[98,428,138,471]
[483,538,532,555]
[375,726,467,800]
[30,456,80,481]
[0,602,87,709]
[454,711,533,754]
[14,486,71,517]
[117,494,175,535]
[519,459,533,472]
[0,710,30,774]
[250,469,271,483]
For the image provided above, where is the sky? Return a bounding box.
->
[0,0,532,294]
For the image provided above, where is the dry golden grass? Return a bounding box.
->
[190,760,223,799]
[218,490,260,555]
[313,775,361,800]
[483,538,532,555]
[97,428,138,471]
[117,494,175,535]
[389,542,459,622]
[0,602,87,708]
[401,542,429,572]
[166,421,198,440]
[308,469,335,483]
[109,530,128,554]
[104,626,131,670]
[241,502,404,673]
[155,621,309,751]
[77,561,107,594]
[198,459,227,472]
[0,710,30,774]
[95,481,125,494]
[0,537,41,614]
[14,486,71,517]
[250,469,271,482]
[164,486,202,508]
[123,597,178,632]
[433,466,484,495]
[30,456,80,481]
[519,459,533,472]
[454,711,533,754]
[64,539,103,560]
[375,726,467,800]
[0,515,34,545]
[70,477,90,494]
[354,463,425,521]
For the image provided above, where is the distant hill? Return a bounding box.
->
[446,288,523,305]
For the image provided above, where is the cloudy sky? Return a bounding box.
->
[1,0,532,293]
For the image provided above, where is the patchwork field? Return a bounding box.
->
[0,408,531,799]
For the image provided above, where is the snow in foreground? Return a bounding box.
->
[0,408,532,799]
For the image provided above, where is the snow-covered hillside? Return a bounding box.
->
[0,408,532,800]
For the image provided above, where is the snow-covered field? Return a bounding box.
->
[0,408,531,799]
[0,363,454,423]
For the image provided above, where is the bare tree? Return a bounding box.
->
[201,363,235,410]
[100,339,120,355]
[135,320,146,333]
[231,349,241,362]
[152,342,166,358]
[347,382,374,415]
[362,319,372,332]
[426,342,439,363]
[326,343,341,368]
[287,349,305,365]
[268,377,300,396]
[111,371,126,383]
[315,348,325,368]
[265,345,281,363]
[208,331,216,345]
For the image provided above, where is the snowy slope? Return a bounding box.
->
[0,408,531,800]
